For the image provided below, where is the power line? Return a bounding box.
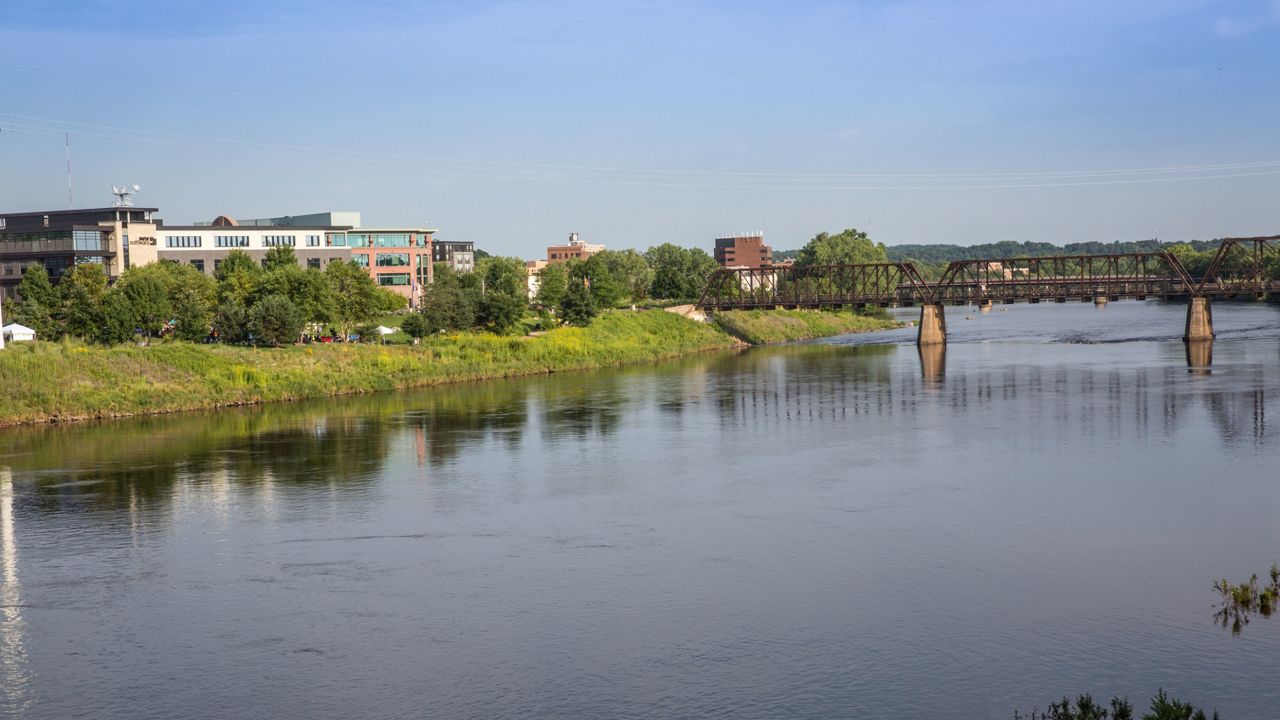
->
[3,114,1279,191]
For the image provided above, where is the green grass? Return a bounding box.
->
[0,310,737,426]
[712,309,902,345]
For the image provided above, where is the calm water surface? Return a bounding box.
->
[2,301,1279,719]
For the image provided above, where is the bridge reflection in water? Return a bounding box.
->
[699,235,1279,345]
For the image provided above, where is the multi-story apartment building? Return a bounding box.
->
[432,240,476,273]
[714,233,773,268]
[0,206,160,300]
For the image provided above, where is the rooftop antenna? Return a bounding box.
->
[111,183,141,208]
[65,132,73,209]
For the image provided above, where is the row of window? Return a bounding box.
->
[166,235,202,248]
[215,235,250,248]
[263,235,296,247]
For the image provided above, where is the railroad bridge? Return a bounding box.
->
[696,235,1280,346]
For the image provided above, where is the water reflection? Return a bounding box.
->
[0,468,31,715]
[0,340,1274,520]
[1186,339,1213,374]
[918,343,946,382]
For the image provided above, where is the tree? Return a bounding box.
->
[420,265,476,333]
[644,244,718,302]
[96,289,137,345]
[59,263,108,339]
[254,265,336,329]
[558,279,597,326]
[11,263,60,340]
[116,262,215,342]
[597,249,652,304]
[573,255,625,308]
[796,228,888,266]
[215,249,261,306]
[248,294,304,347]
[325,260,386,338]
[400,312,430,343]
[262,245,297,272]
[119,272,173,343]
[476,291,525,334]
[213,300,250,344]
[535,263,569,308]
[478,256,528,298]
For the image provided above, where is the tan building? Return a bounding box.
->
[714,233,773,268]
[546,232,604,263]
[524,260,548,299]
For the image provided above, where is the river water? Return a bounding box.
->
[1,301,1279,719]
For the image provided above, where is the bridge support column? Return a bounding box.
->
[917,303,946,346]
[1184,297,1214,342]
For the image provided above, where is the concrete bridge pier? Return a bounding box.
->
[1183,297,1214,342]
[917,303,947,346]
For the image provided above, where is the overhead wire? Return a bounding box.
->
[3,114,1279,191]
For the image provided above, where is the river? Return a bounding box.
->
[1,300,1279,719]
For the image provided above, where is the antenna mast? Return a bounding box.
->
[65,132,73,209]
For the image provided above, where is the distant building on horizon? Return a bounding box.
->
[546,232,604,263]
[714,233,772,269]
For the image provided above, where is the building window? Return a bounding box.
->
[215,235,249,248]
[263,234,297,247]
[165,235,202,248]
[0,218,5,229]
[74,230,105,251]
[214,259,223,272]
[374,234,411,248]
[378,273,410,286]
[307,257,321,269]
[352,254,369,268]
[306,235,321,247]
[348,234,370,248]
[327,233,347,247]
[376,253,409,267]
[191,259,205,273]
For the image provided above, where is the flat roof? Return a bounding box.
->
[1,207,159,217]
[158,225,354,231]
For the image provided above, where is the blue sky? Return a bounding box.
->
[2,0,1278,254]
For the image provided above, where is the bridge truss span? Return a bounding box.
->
[928,252,1196,305]
[695,235,1280,346]
[698,261,931,310]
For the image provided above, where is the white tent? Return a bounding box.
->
[2,324,35,343]
[374,326,398,336]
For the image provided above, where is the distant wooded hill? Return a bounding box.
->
[774,240,1222,264]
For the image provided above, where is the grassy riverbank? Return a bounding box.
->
[712,309,903,345]
[0,308,906,427]
[0,311,736,426]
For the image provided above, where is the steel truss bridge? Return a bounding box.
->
[696,236,1280,345]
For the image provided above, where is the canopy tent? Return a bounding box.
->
[2,323,36,343]
[374,326,398,336]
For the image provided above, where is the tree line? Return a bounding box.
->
[6,246,405,346]
[4,231,892,345]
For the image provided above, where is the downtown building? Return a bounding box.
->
[1,203,468,308]
[0,206,161,300]
[714,233,773,269]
